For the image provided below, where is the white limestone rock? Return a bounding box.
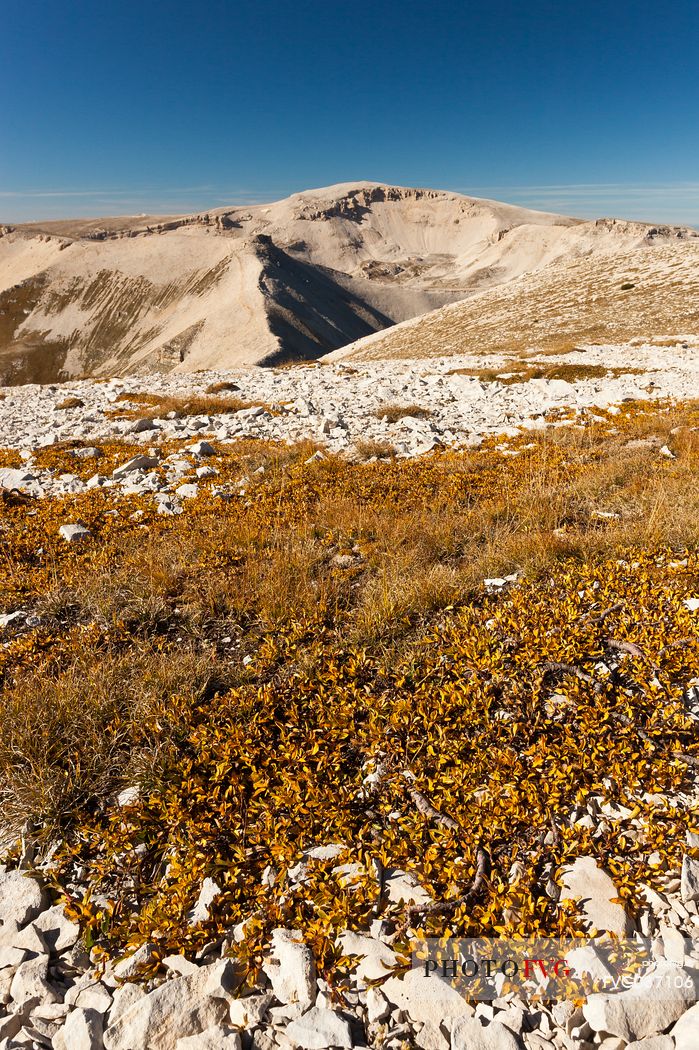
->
[671,1001,699,1049]
[381,966,473,1028]
[10,955,60,1009]
[201,958,243,999]
[336,931,397,988]
[128,417,159,433]
[451,1014,523,1049]
[176,483,199,499]
[261,929,316,1008]
[112,455,159,478]
[365,986,390,1023]
[74,981,113,1015]
[163,954,201,977]
[383,868,433,907]
[29,905,80,954]
[107,982,147,1025]
[176,1028,242,1050]
[113,942,158,980]
[284,1006,352,1049]
[188,878,222,926]
[0,872,46,928]
[681,854,699,902]
[583,961,697,1041]
[53,1007,104,1050]
[0,1013,23,1042]
[625,1037,674,1050]
[559,856,634,935]
[227,991,273,1029]
[59,522,91,542]
[103,972,228,1050]
[0,467,38,492]
[188,441,216,457]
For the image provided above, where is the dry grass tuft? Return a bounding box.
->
[373,403,432,422]
[449,361,646,384]
[0,648,220,835]
[353,438,397,461]
[107,391,263,419]
[205,380,241,394]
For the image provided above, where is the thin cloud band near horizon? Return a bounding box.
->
[2,182,699,227]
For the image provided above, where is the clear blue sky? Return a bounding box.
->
[2,0,698,224]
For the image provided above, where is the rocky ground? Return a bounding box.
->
[0,341,697,464]
[3,849,699,1050]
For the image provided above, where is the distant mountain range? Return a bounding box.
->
[0,182,696,383]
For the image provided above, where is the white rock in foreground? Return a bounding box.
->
[583,961,697,1041]
[59,523,91,543]
[53,1007,104,1050]
[176,1028,242,1050]
[451,1013,523,1050]
[626,1036,675,1050]
[381,966,473,1027]
[284,1006,352,1049]
[32,904,80,953]
[261,928,316,1008]
[559,856,633,935]
[227,991,273,1028]
[671,1001,699,1049]
[102,971,228,1050]
[0,870,46,927]
[681,854,699,901]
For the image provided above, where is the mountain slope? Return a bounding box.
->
[325,239,699,363]
[0,182,695,383]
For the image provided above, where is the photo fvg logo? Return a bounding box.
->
[424,956,571,981]
[413,937,698,1002]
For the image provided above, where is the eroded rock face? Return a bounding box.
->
[0,184,581,383]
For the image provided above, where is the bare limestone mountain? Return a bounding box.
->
[0,181,695,383]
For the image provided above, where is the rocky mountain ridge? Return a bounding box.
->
[1,183,695,384]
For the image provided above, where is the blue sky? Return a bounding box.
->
[2,0,698,224]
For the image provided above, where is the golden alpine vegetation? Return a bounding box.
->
[0,398,698,985]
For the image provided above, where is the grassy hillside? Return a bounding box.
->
[1,399,699,979]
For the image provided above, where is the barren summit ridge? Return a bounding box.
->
[0,181,695,383]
